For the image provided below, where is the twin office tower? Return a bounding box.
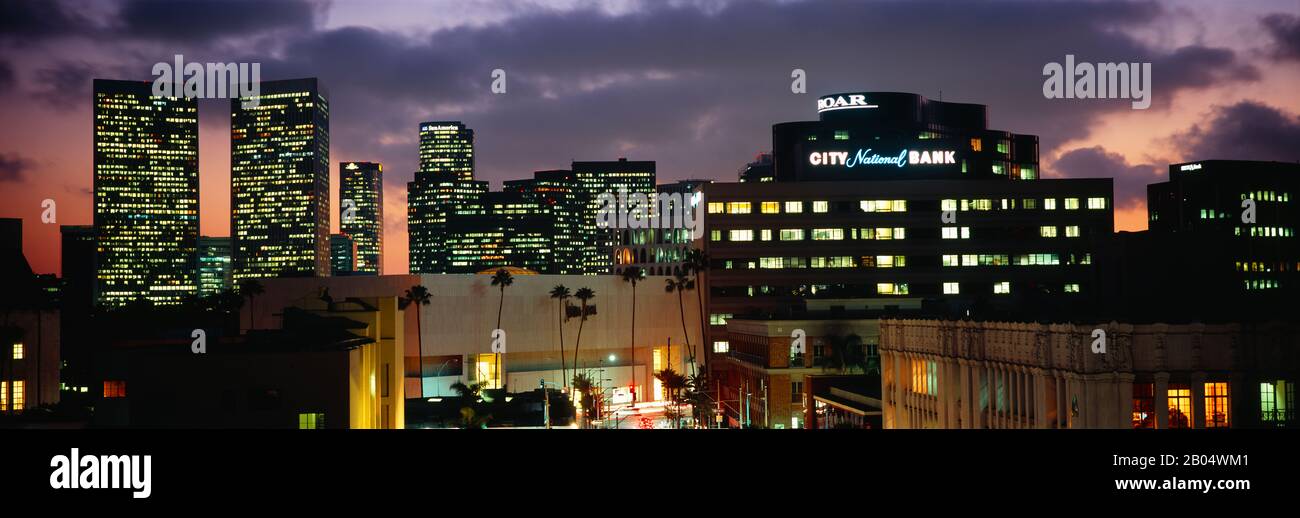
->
[92,78,651,307]
[92,78,378,307]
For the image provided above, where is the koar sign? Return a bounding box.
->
[817,94,879,113]
[809,149,956,168]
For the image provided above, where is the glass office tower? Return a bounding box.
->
[339,161,384,275]
[418,121,474,181]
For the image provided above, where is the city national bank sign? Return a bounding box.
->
[809,149,957,169]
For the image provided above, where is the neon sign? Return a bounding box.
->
[808,149,956,168]
[817,94,879,113]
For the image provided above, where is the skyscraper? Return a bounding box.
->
[92,79,199,306]
[330,233,357,276]
[504,170,584,274]
[339,161,384,275]
[572,158,656,274]
[197,236,233,297]
[230,78,330,280]
[407,172,488,273]
[418,121,474,181]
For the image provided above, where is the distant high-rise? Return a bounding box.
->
[339,161,384,275]
[418,122,474,181]
[92,79,199,306]
[504,170,584,274]
[572,158,656,274]
[407,172,488,273]
[231,78,330,280]
[60,225,96,313]
[330,233,357,276]
[445,191,553,273]
[197,237,233,297]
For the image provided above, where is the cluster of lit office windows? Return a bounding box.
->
[1244,279,1280,290]
[103,380,127,398]
[1242,191,1290,202]
[1133,382,1238,429]
[709,313,733,326]
[713,341,730,353]
[1235,261,1293,272]
[877,282,908,295]
[712,197,1103,216]
[0,380,23,412]
[1234,226,1295,238]
[942,226,970,239]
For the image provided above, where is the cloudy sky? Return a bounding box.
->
[2,0,1298,276]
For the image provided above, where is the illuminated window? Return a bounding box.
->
[779,229,804,241]
[784,201,803,213]
[812,201,829,213]
[940,199,958,211]
[991,164,1004,175]
[993,281,1011,294]
[760,229,772,241]
[1040,225,1057,238]
[712,341,730,353]
[911,359,937,396]
[710,230,721,241]
[11,342,21,360]
[943,282,960,294]
[298,412,325,429]
[1087,197,1107,209]
[1064,198,1080,210]
[709,314,733,326]
[10,381,22,412]
[476,353,501,389]
[653,348,664,401]
[1132,384,1155,429]
[1167,385,1192,429]
[103,380,127,398]
[1064,283,1081,293]
[970,138,982,152]
[729,229,754,241]
[834,130,849,140]
[1019,166,1037,180]
[1044,198,1057,210]
[941,255,959,267]
[1260,381,1292,422]
[941,227,970,239]
[1065,225,1080,238]
[760,201,780,214]
[996,141,1009,154]
[725,202,751,214]
[876,283,908,295]
[811,228,844,240]
[0,381,6,411]
[1205,382,1230,428]
[1022,198,1038,210]
[707,202,724,214]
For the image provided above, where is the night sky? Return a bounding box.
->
[2,0,1298,275]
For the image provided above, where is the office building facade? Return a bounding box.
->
[92,79,199,307]
[418,121,474,181]
[331,233,358,276]
[339,161,384,275]
[230,78,330,281]
[407,172,489,273]
[197,236,233,297]
[573,158,656,275]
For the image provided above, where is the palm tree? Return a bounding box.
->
[400,285,432,398]
[549,285,571,388]
[664,270,695,377]
[450,380,491,429]
[683,249,709,368]
[571,287,595,375]
[238,279,265,331]
[654,367,689,428]
[620,266,645,403]
[822,333,868,374]
[571,372,596,427]
[490,269,514,389]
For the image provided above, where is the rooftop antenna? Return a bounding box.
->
[939,89,943,101]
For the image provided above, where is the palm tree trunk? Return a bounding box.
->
[630,284,637,404]
[416,306,425,399]
[558,301,566,388]
[677,289,692,377]
[35,308,41,410]
[694,277,706,369]
[572,308,585,384]
[496,287,504,389]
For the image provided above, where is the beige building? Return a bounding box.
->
[880,319,1297,429]
[257,273,702,403]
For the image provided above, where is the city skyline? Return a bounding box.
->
[2,0,1300,278]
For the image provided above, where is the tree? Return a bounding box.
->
[654,367,689,428]
[548,285,571,388]
[400,285,432,398]
[490,269,514,389]
[821,333,868,374]
[571,372,597,427]
[238,279,265,331]
[683,249,709,370]
[570,287,595,375]
[450,381,491,429]
[620,266,645,403]
[664,270,696,376]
